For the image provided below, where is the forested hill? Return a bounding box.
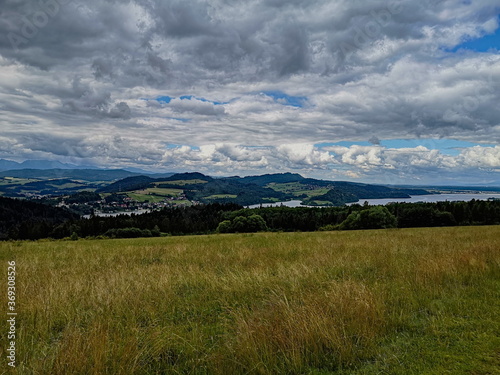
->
[229,172,305,186]
[100,172,431,206]
[0,197,79,240]
[97,172,213,193]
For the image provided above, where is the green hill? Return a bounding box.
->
[0,169,432,206]
[97,176,156,193]
[99,172,431,206]
[303,182,430,206]
[230,172,305,186]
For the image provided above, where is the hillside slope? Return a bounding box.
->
[100,172,432,206]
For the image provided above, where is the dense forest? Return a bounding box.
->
[0,197,79,240]
[1,196,499,240]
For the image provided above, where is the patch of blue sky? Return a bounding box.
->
[261,91,308,108]
[153,95,228,105]
[156,96,173,103]
[165,117,190,122]
[165,144,199,150]
[315,141,373,148]
[446,16,500,53]
[153,93,306,107]
[179,95,228,105]
[380,139,496,155]
[316,139,496,156]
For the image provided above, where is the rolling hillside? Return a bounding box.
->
[99,172,431,206]
[0,168,432,206]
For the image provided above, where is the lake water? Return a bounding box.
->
[247,200,317,209]
[346,193,500,206]
[248,193,500,209]
[83,209,152,219]
[84,194,500,217]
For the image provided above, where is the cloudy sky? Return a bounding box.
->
[1,0,500,185]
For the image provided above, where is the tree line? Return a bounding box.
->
[1,197,500,240]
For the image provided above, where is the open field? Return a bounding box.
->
[0,178,40,186]
[293,189,331,197]
[126,193,167,203]
[140,188,183,196]
[268,182,330,197]
[127,188,184,203]
[1,227,499,374]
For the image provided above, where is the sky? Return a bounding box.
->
[0,0,500,185]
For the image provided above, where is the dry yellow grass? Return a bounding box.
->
[0,226,499,374]
[227,280,384,373]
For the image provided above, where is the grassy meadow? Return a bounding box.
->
[1,226,499,374]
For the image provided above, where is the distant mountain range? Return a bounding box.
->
[0,168,145,182]
[0,159,160,175]
[0,159,91,171]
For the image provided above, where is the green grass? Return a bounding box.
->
[293,188,330,197]
[128,188,184,202]
[268,182,330,198]
[126,193,167,203]
[0,226,499,374]
[142,188,183,196]
[0,178,39,186]
[48,183,85,189]
[267,182,305,192]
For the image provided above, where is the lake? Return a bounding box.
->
[83,209,152,219]
[247,200,318,209]
[346,193,500,206]
[248,193,500,209]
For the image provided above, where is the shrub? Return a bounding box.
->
[151,225,161,237]
[216,220,232,233]
[340,206,397,230]
[318,224,339,231]
[216,215,268,233]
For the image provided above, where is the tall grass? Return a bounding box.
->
[226,280,384,374]
[0,226,499,374]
